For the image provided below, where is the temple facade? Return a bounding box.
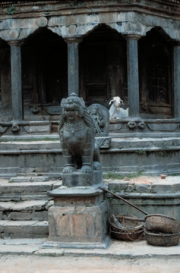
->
[0,0,180,135]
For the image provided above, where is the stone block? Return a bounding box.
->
[151,184,172,193]
[2,221,48,238]
[126,183,135,192]
[48,200,108,243]
[8,212,32,221]
[135,184,152,193]
[62,170,102,187]
[12,18,37,28]
[3,221,37,235]
[0,202,15,211]
[20,194,50,201]
[171,183,180,192]
[11,200,48,211]
[9,176,50,183]
[86,213,95,236]
[7,211,48,221]
[24,125,50,133]
[31,211,48,221]
[57,214,70,237]
[95,137,111,149]
[71,213,86,238]
[108,181,128,192]
[32,222,49,234]
[54,196,99,206]
[0,194,21,202]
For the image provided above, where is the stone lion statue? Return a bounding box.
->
[59,93,101,174]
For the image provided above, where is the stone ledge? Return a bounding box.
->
[106,176,180,194]
[48,186,103,198]
[43,236,110,249]
[0,220,49,239]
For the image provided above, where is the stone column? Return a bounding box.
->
[65,37,82,96]
[173,43,180,119]
[126,35,141,118]
[8,40,23,121]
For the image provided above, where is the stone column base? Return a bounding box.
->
[45,186,109,249]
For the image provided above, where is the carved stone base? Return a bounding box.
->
[47,186,109,248]
[95,136,111,149]
[62,170,102,187]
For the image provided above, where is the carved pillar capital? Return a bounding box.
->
[65,37,83,44]
[7,39,24,47]
[124,34,141,41]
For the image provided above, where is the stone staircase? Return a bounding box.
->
[0,176,62,239]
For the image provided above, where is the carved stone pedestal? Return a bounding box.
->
[44,186,109,249]
[62,170,102,187]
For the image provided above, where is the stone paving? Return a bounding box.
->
[0,237,180,258]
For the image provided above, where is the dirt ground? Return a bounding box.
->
[104,174,180,185]
[0,255,180,273]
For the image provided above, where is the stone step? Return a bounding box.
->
[0,180,62,201]
[1,137,180,151]
[0,220,49,239]
[0,200,53,221]
[0,140,60,151]
[111,137,180,149]
[9,176,52,183]
[0,176,60,239]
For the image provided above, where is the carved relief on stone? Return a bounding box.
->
[87,103,109,136]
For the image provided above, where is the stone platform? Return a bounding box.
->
[0,134,180,176]
[0,175,180,239]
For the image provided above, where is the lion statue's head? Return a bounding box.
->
[59,93,95,132]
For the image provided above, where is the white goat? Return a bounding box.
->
[109,96,129,119]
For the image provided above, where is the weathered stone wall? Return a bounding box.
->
[107,179,180,221]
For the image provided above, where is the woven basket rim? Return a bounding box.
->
[111,229,144,235]
[109,216,144,232]
[145,214,179,222]
[145,229,180,237]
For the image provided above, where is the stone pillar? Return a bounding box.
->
[173,44,180,119]
[126,35,141,118]
[8,40,23,121]
[65,37,82,96]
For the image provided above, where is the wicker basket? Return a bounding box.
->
[145,229,180,247]
[109,215,144,241]
[145,214,180,233]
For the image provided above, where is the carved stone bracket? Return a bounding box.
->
[138,121,146,130]
[31,105,40,114]
[127,121,137,130]
[127,120,145,130]
[7,39,24,47]
[11,122,20,133]
[124,34,141,40]
[64,36,83,44]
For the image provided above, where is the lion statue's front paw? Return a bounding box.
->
[93,161,101,170]
[63,165,75,173]
[81,165,92,173]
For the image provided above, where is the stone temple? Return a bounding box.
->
[0,0,180,244]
